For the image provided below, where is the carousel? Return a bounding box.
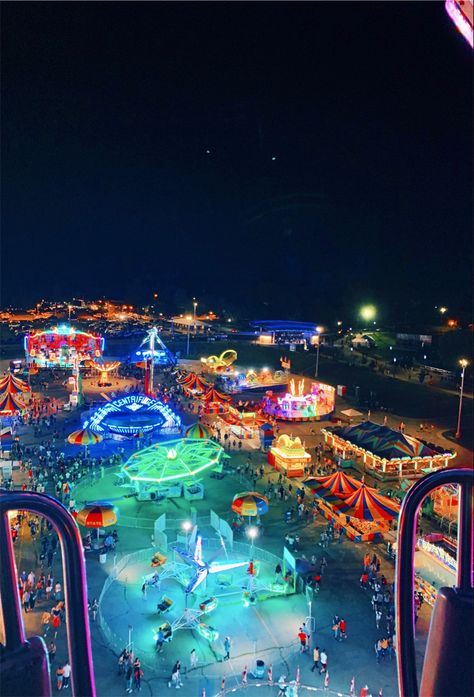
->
[24,325,104,368]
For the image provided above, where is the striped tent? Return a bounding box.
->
[182,373,209,394]
[0,374,29,395]
[333,421,437,459]
[0,391,26,415]
[201,387,231,403]
[336,483,400,521]
[304,470,360,500]
[185,423,211,439]
[67,429,103,446]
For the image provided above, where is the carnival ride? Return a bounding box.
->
[146,525,291,645]
[199,386,232,414]
[135,327,176,395]
[263,379,335,421]
[89,361,121,387]
[200,349,237,373]
[83,394,181,438]
[24,325,104,368]
[121,437,227,499]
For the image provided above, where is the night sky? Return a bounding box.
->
[1,2,472,321]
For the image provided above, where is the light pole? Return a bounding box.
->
[314,326,324,379]
[193,298,198,335]
[455,359,468,439]
[68,305,72,322]
[182,520,192,549]
[247,526,258,556]
[186,315,192,356]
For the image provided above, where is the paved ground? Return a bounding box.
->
[2,357,469,697]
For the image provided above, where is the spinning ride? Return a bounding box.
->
[263,379,335,422]
[83,394,181,438]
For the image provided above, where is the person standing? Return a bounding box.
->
[339,618,347,640]
[190,648,198,670]
[48,641,56,664]
[23,590,31,613]
[52,613,61,638]
[297,629,307,653]
[62,661,71,689]
[55,665,64,691]
[319,649,328,674]
[223,636,231,660]
[311,646,320,672]
[375,609,382,629]
[133,659,143,691]
[125,664,133,693]
[90,598,99,622]
[41,610,51,637]
[332,616,340,640]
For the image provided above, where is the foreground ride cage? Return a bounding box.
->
[0,490,96,697]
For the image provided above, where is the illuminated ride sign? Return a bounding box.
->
[83,394,181,436]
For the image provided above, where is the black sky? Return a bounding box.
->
[1,1,472,321]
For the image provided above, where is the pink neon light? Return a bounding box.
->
[445,0,474,48]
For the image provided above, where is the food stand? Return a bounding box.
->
[267,435,311,478]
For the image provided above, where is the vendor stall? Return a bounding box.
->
[199,387,232,415]
[267,434,311,478]
[314,497,389,542]
[321,421,456,480]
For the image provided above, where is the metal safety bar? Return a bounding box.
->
[0,490,96,697]
[395,467,473,697]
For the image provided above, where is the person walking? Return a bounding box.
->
[223,636,231,660]
[52,613,61,638]
[56,665,64,691]
[319,649,328,674]
[155,628,165,653]
[90,598,99,622]
[125,664,133,693]
[62,661,71,689]
[133,660,143,691]
[297,628,307,653]
[190,648,198,670]
[311,646,320,672]
[339,618,347,640]
[41,610,51,637]
[23,590,31,613]
[375,609,382,629]
[332,616,340,640]
[48,641,56,664]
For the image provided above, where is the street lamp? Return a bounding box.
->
[186,315,192,356]
[314,327,324,379]
[439,306,448,315]
[360,305,376,323]
[247,526,258,554]
[193,298,198,334]
[182,520,192,548]
[68,305,72,321]
[455,359,469,439]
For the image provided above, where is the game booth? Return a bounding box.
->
[217,405,270,441]
[83,394,181,439]
[321,421,456,480]
[263,379,335,421]
[24,325,104,368]
[268,435,312,478]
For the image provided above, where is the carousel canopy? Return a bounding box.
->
[304,470,360,498]
[184,423,211,439]
[0,373,29,395]
[336,483,400,521]
[332,421,438,459]
[0,391,26,415]
[67,429,103,446]
[232,491,269,517]
[201,386,232,403]
[122,437,227,484]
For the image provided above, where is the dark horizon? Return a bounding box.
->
[1,2,472,322]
